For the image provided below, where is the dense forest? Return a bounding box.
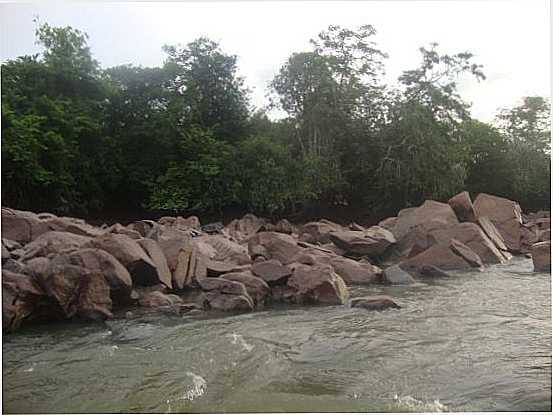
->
[2,23,550,222]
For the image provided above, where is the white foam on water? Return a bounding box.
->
[229,333,254,352]
[393,394,449,412]
[165,372,207,413]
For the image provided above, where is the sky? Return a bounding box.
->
[0,0,551,122]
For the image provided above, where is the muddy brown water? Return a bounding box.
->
[2,257,551,413]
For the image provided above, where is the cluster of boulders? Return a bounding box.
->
[1,192,550,332]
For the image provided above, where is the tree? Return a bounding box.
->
[163,38,250,143]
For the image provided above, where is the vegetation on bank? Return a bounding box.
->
[2,23,550,219]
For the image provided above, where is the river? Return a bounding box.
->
[2,257,551,413]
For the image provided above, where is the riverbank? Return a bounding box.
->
[2,191,551,332]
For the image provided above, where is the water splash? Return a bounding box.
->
[229,333,254,352]
[393,394,449,412]
[165,372,207,413]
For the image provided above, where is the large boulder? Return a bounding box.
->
[329,256,381,285]
[2,270,45,331]
[137,238,172,288]
[350,295,400,311]
[54,248,133,301]
[391,201,459,241]
[225,214,266,241]
[21,231,90,260]
[86,234,160,286]
[200,235,250,265]
[247,232,301,264]
[428,222,506,264]
[172,245,207,289]
[381,265,416,285]
[251,259,292,285]
[473,193,523,253]
[286,264,349,305]
[1,208,50,244]
[199,277,254,312]
[35,264,112,321]
[329,226,395,257]
[531,241,551,272]
[299,220,343,244]
[103,223,142,239]
[401,239,483,272]
[221,272,270,307]
[448,191,477,223]
[42,216,103,238]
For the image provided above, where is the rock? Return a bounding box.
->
[138,290,181,308]
[204,291,254,312]
[202,222,224,234]
[299,220,343,244]
[86,233,160,286]
[273,219,295,234]
[382,265,416,285]
[104,223,142,239]
[206,259,249,277]
[428,222,506,264]
[127,220,158,238]
[286,264,349,305]
[251,259,292,285]
[351,295,400,310]
[532,241,551,272]
[412,265,451,279]
[477,216,509,252]
[473,193,523,253]
[42,216,102,238]
[221,272,270,306]
[329,256,381,285]
[329,226,396,257]
[247,232,301,265]
[391,201,459,241]
[2,238,21,251]
[349,222,365,231]
[3,259,27,274]
[2,270,45,331]
[137,238,172,288]
[174,216,201,231]
[201,235,250,265]
[157,236,192,270]
[2,241,10,263]
[198,277,250,296]
[225,214,266,241]
[21,231,90,260]
[448,191,477,223]
[56,248,133,301]
[401,239,483,272]
[1,208,50,244]
[173,245,207,289]
[36,264,112,320]
[378,217,397,231]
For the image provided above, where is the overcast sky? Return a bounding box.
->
[0,1,550,122]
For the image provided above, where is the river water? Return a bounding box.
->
[3,257,551,413]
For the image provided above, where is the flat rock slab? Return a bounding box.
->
[351,295,400,310]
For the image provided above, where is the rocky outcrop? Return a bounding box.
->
[391,201,459,241]
[329,256,381,285]
[136,238,173,289]
[199,277,254,312]
[531,241,551,272]
[428,222,506,264]
[221,272,270,307]
[401,239,483,272]
[329,226,395,257]
[225,214,266,241]
[448,191,477,223]
[474,193,523,253]
[381,265,416,285]
[286,264,349,305]
[2,270,45,331]
[251,259,292,285]
[350,295,400,311]
[248,232,301,264]
[21,231,90,260]
[299,220,343,244]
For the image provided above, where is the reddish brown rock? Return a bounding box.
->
[1,208,50,244]
[392,201,459,241]
[248,232,301,265]
[137,238,172,288]
[329,256,381,285]
[350,295,400,310]
[428,222,506,264]
[173,245,207,289]
[221,272,270,306]
[204,291,254,312]
[299,220,343,244]
[473,193,523,253]
[200,235,250,265]
[401,239,483,272]
[251,259,292,285]
[381,265,416,285]
[104,223,142,239]
[21,231,90,260]
[329,226,396,257]
[225,214,266,241]
[531,241,551,272]
[286,264,349,305]
[2,270,45,331]
[448,191,477,223]
[86,233,160,286]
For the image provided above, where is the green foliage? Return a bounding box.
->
[2,22,550,219]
